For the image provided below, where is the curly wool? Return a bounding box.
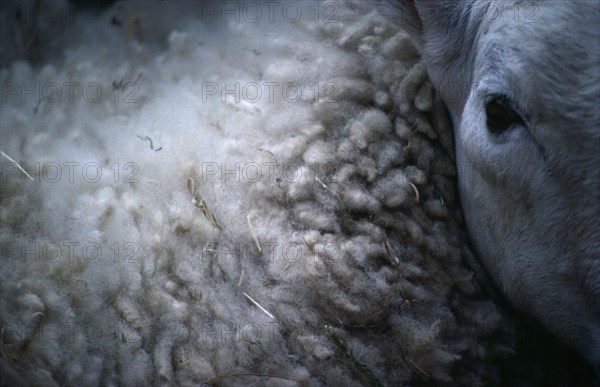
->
[0,1,531,386]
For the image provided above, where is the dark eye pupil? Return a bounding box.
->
[486,98,524,133]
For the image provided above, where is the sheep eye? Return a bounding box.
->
[485,97,524,133]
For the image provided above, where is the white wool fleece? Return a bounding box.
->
[0,1,535,386]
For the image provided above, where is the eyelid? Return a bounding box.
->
[485,94,512,109]
[484,93,529,124]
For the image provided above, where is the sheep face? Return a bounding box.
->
[379,0,600,369]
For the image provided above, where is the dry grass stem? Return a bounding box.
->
[187,177,223,231]
[242,292,274,319]
[0,151,34,181]
[409,182,420,204]
[246,214,262,253]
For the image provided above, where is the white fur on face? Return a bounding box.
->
[379,0,600,369]
[461,1,600,367]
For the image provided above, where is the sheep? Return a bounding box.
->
[378,0,600,376]
[0,1,597,385]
